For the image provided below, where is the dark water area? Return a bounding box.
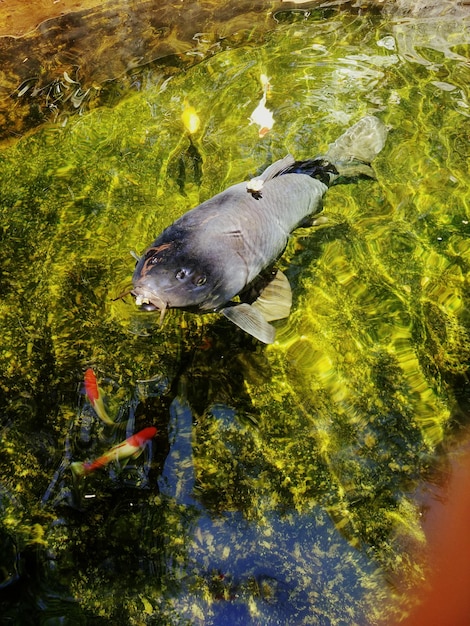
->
[1,1,470,624]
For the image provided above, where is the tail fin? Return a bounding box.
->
[274,116,388,185]
[324,115,388,180]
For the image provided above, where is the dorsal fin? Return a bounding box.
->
[257,155,296,181]
[246,155,295,197]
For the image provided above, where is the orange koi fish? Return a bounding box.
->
[71,426,157,478]
[84,368,114,425]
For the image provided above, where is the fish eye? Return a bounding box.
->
[175,269,187,280]
[194,275,207,286]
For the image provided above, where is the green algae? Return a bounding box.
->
[1,7,470,625]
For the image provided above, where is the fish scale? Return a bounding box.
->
[187,176,328,287]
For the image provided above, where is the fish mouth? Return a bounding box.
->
[131,288,168,323]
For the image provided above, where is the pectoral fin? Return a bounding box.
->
[251,269,292,322]
[221,303,276,344]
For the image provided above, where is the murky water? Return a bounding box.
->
[1,3,470,625]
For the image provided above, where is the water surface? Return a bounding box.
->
[1,3,470,624]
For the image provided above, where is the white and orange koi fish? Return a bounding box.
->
[249,73,274,137]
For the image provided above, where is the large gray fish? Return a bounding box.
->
[132,116,388,344]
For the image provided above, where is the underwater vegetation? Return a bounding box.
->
[1,2,470,624]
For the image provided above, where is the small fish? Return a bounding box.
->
[83,368,114,425]
[70,426,157,477]
[249,74,274,138]
[132,116,388,344]
[181,101,201,134]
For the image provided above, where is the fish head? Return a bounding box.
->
[132,241,221,314]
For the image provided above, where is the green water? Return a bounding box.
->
[1,7,470,625]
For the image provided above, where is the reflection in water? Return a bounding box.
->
[1,2,470,624]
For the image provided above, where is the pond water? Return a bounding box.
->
[1,2,470,625]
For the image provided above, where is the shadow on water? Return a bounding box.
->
[1,1,470,624]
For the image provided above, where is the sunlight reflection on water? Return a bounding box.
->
[1,3,470,625]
